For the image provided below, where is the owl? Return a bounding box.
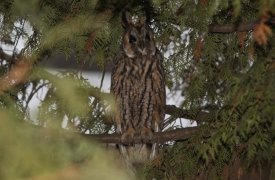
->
[111,11,166,164]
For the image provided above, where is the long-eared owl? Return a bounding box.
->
[111,11,166,164]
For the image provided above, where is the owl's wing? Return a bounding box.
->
[110,49,126,133]
[110,50,122,95]
[155,48,165,74]
[155,48,166,103]
[111,46,127,92]
[153,48,166,131]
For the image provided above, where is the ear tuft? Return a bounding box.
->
[122,11,132,29]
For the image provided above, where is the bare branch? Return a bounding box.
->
[84,127,198,144]
[30,122,199,144]
[165,104,210,123]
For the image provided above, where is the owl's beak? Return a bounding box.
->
[138,41,147,55]
[138,48,147,55]
[140,41,145,49]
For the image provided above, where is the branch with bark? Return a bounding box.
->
[164,104,210,123]
[209,21,258,33]
[81,126,198,144]
[28,121,199,144]
[209,16,274,33]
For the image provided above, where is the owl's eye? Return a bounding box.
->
[129,35,137,43]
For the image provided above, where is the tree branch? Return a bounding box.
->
[32,122,199,144]
[209,20,259,33]
[83,127,198,144]
[209,15,275,33]
[164,104,210,123]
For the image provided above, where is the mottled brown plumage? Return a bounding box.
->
[111,11,166,164]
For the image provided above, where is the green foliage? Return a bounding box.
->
[31,69,111,134]
[0,0,275,179]
[0,110,131,180]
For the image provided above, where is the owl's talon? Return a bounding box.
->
[141,126,153,143]
[121,128,135,145]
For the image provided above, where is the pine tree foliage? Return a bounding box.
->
[0,0,275,179]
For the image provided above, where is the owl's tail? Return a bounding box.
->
[119,143,157,169]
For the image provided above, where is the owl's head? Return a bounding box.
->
[121,11,156,58]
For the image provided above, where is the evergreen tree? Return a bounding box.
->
[0,0,274,179]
